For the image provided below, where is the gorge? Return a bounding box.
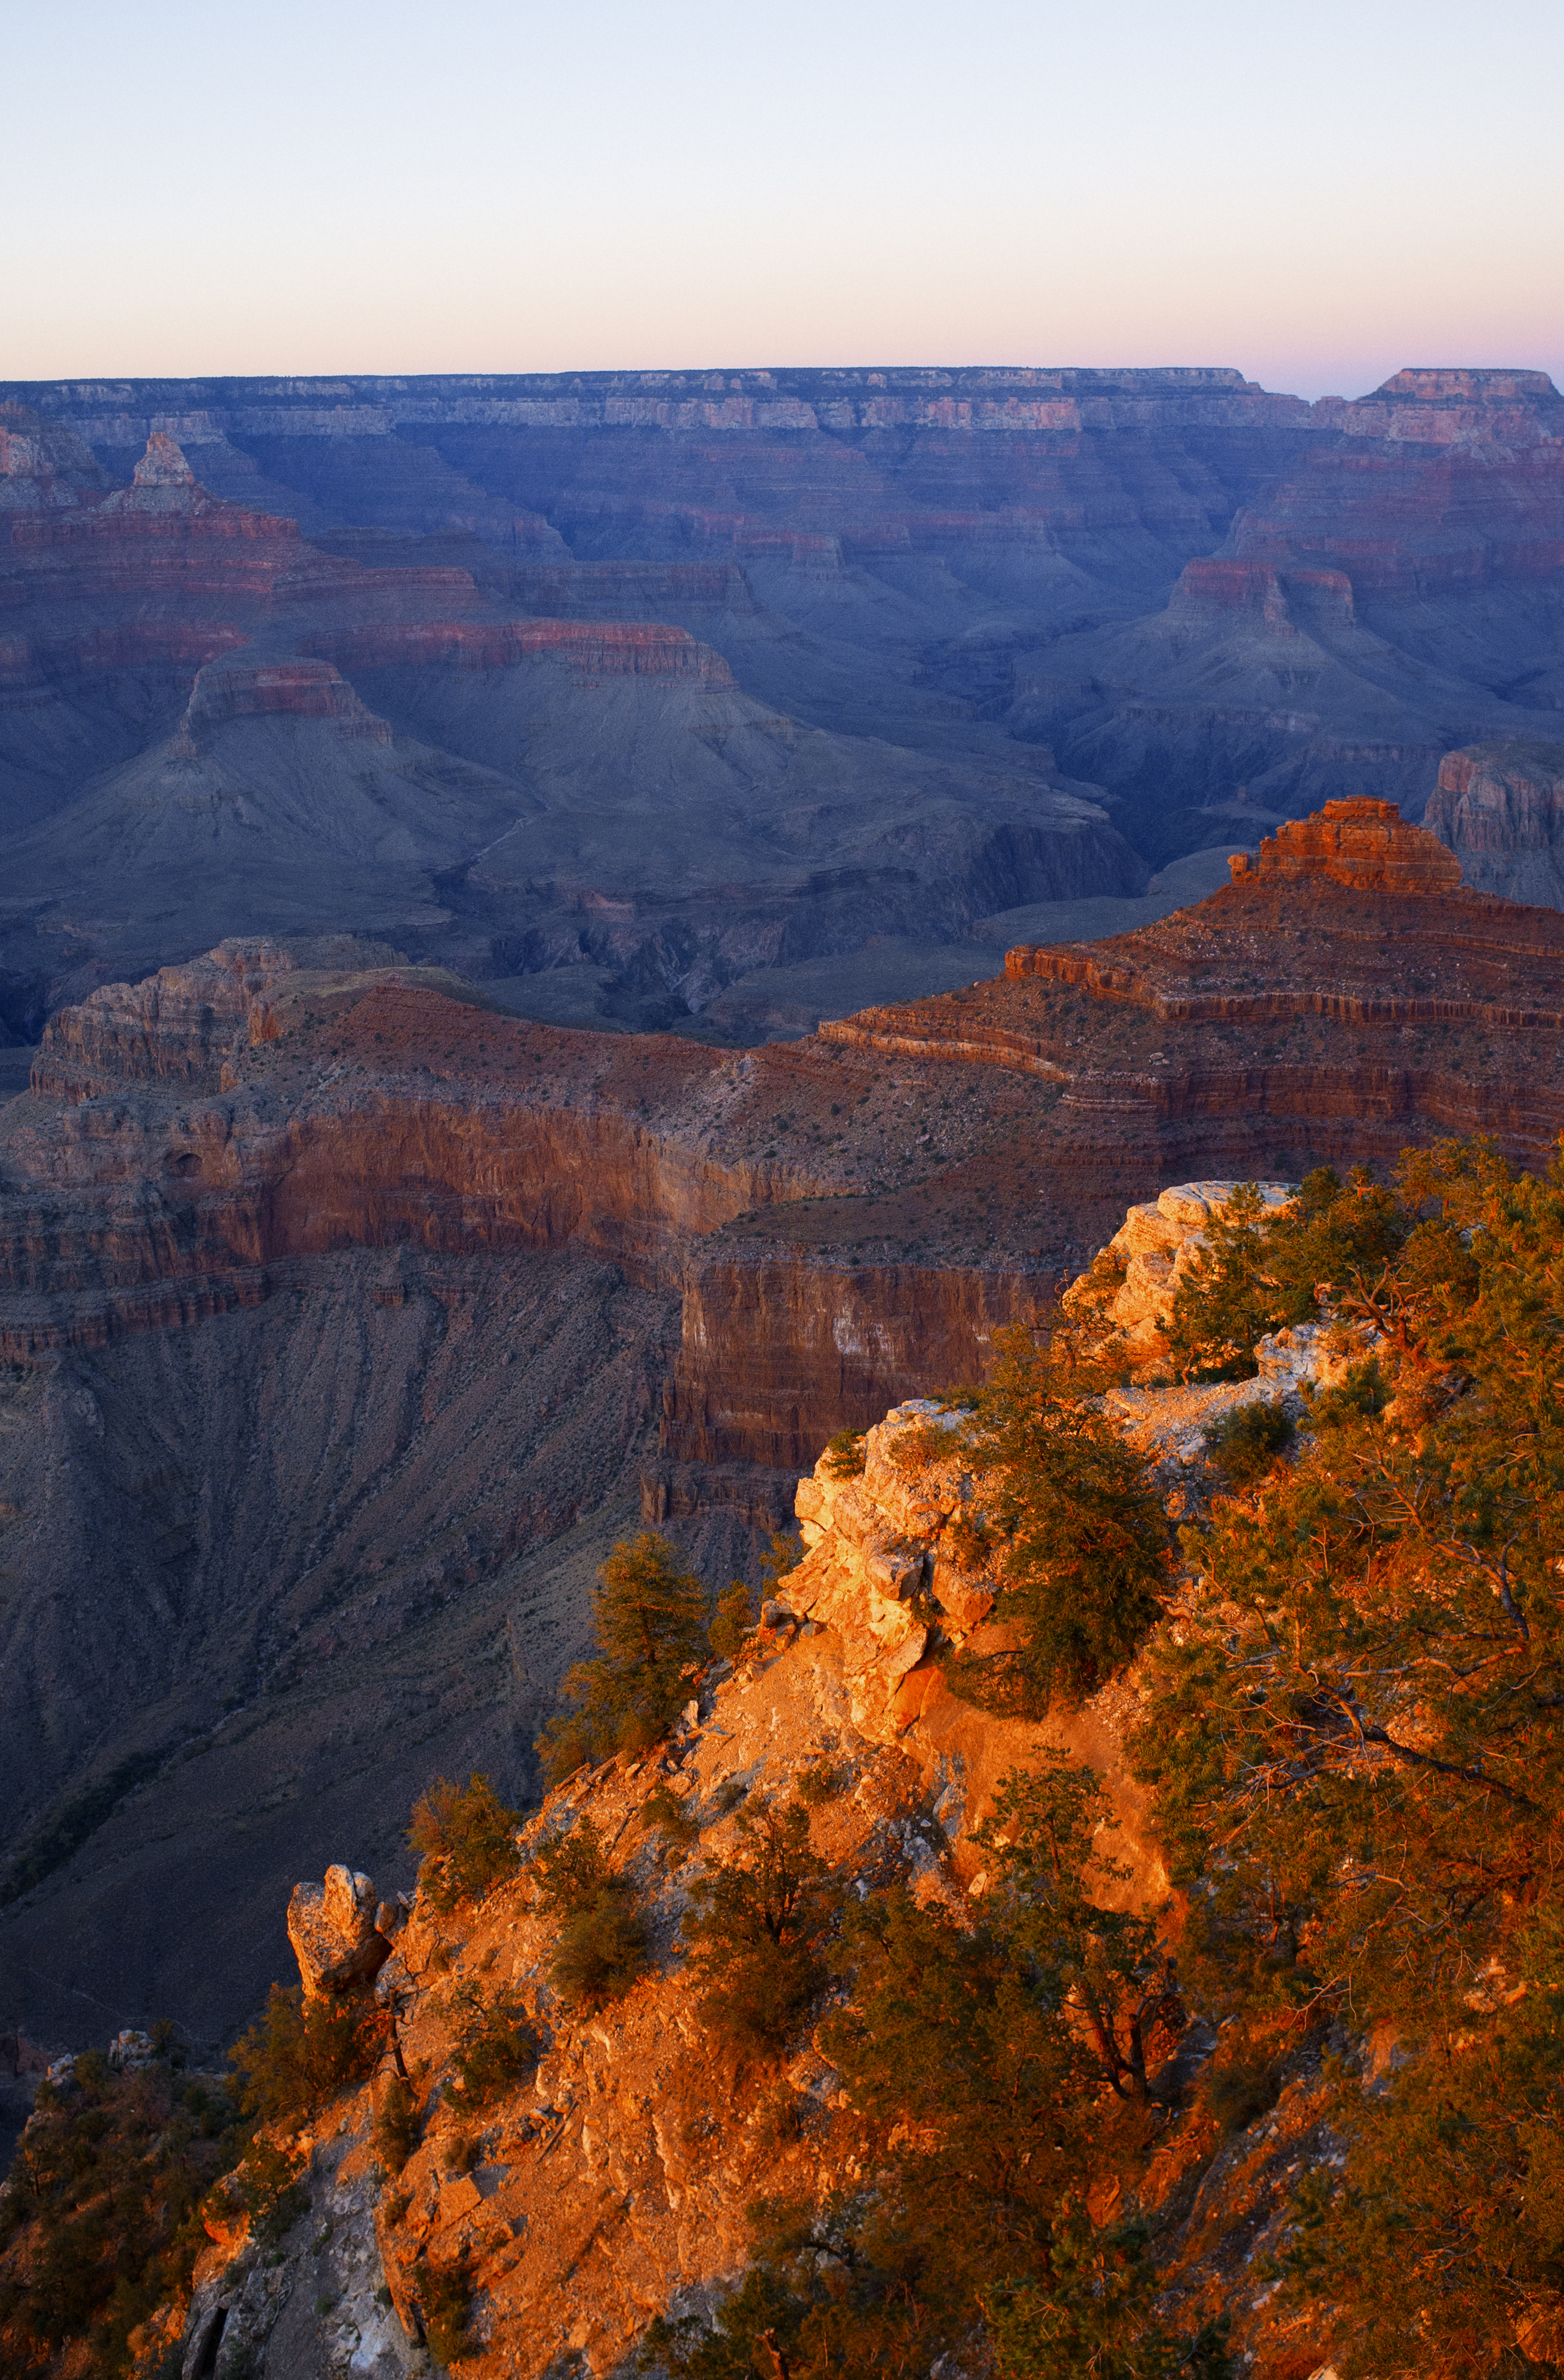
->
[2,806,1563,2052]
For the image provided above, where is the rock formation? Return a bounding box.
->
[5,360,1564,1028]
[161,1210,1380,2378]
[8,829,1564,2042]
[1424,739,1564,905]
[1224,795,1464,893]
[286,1867,393,1998]
[1060,1177,1297,1365]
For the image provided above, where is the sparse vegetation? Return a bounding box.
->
[373,2072,420,2174]
[821,1428,865,1478]
[416,2245,474,2365]
[682,1801,842,2054]
[408,1770,522,1913]
[535,1533,711,1783]
[237,2135,309,2245]
[642,1779,700,1847]
[708,1580,755,1661]
[534,1816,651,2008]
[444,1981,538,2110]
[795,1759,842,1808]
[230,1981,389,2128]
[654,1756,1221,2376]
[0,2051,243,2376]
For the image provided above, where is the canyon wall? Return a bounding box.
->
[1424,739,1564,905]
[10,823,1564,2046]
[8,360,1564,1033]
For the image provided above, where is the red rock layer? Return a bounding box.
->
[660,1257,1049,1475]
[1220,799,1464,893]
[306,617,735,680]
[177,659,392,741]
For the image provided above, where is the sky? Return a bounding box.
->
[6,0,1563,399]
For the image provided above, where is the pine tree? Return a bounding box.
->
[944,1327,1168,1716]
[535,1531,709,1782]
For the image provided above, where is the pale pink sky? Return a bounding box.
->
[7,0,1562,399]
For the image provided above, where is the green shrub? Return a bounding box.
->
[1163,1166,1408,1383]
[231,1984,388,2129]
[1200,1397,1295,1491]
[373,2074,419,2174]
[708,1582,755,1662]
[239,2137,309,2246]
[552,1894,653,2010]
[945,1509,997,1570]
[445,1983,538,2111]
[416,2246,473,2365]
[982,2224,1232,2378]
[643,1780,699,1846]
[941,1328,1168,1718]
[533,1817,650,2009]
[533,1815,615,1918]
[408,1771,521,1913]
[682,1802,841,2054]
[1204,2048,1282,2135]
[535,1533,711,1786]
[822,1429,865,1479]
[760,1527,804,1589]
[794,1761,841,1808]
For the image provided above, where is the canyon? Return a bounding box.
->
[2,806,1563,2054]
[18,1230,1390,2380]
[6,352,1564,2263]
[3,366,1564,1047]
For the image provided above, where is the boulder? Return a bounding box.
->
[107,2028,156,2073]
[286,1864,390,1998]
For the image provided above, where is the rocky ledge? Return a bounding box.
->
[157,1181,1371,2380]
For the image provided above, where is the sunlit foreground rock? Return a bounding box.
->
[164,1178,1368,2380]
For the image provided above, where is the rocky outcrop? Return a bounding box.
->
[286,1866,392,1997]
[1224,796,1464,892]
[1061,1177,1295,1363]
[0,403,107,511]
[28,936,407,1092]
[175,657,392,744]
[166,1238,1375,2378]
[1424,739,1564,906]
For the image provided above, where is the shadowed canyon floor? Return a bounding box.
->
[4,822,1564,2049]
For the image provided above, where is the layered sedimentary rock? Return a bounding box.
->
[1005,367,1564,863]
[9,829,1564,2044]
[1424,739,1564,905]
[7,363,1564,1025]
[1224,795,1464,892]
[0,411,1152,1021]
